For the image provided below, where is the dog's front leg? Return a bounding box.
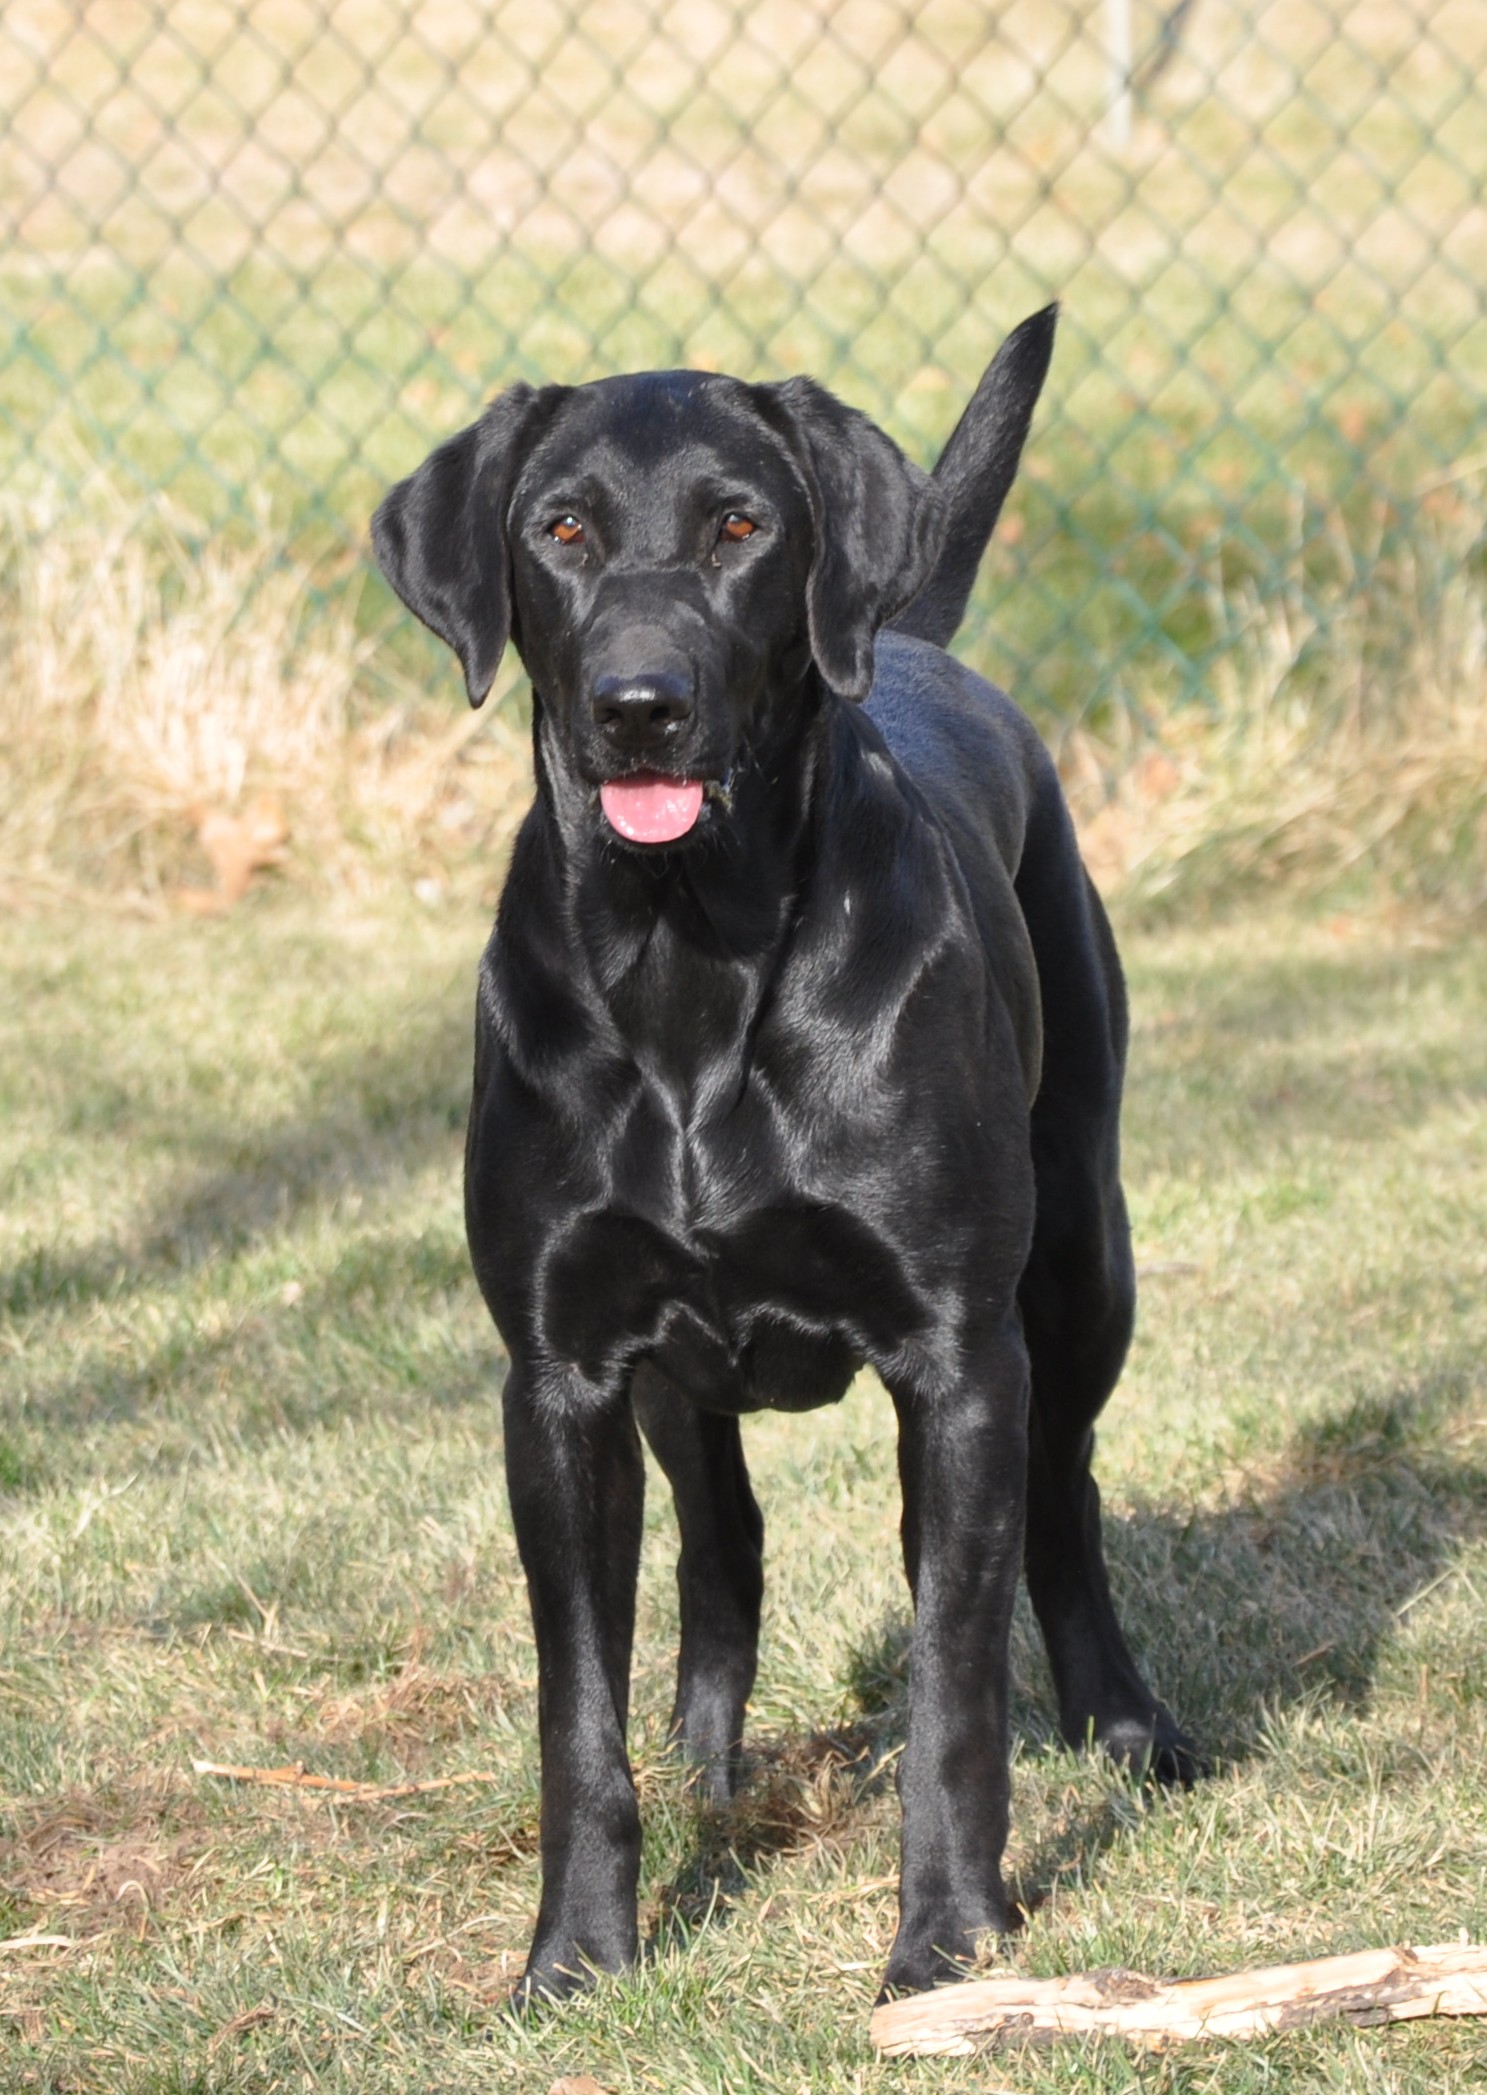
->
[884,1319,1030,1995]
[502,1364,645,2003]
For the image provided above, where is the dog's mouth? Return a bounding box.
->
[599,772,730,844]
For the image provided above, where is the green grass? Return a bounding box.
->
[2,891,1485,2090]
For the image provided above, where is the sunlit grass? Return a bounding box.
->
[1,896,1484,2089]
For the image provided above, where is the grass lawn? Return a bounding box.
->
[1,886,1484,2091]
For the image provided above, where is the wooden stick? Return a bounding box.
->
[871,1941,1487,2056]
[191,1758,502,1803]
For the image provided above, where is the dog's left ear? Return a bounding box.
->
[372,382,564,707]
[753,380,946,702]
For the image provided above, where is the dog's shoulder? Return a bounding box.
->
[866,630,1053,882]
[848,632,1052,1097]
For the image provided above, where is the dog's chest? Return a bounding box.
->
[540,1080,928,1411]
[548,1192,919,1413]
[478,859,997,1408]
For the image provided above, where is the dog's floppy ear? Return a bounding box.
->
[372,382,563,708]
[753,380,945,702]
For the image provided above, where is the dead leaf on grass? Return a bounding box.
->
[176,794,288,913]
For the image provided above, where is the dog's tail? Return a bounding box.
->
[889,304,1057,651]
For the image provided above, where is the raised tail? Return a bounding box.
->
[890,304,1057,651]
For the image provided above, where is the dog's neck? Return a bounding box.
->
[521,681,839,1099]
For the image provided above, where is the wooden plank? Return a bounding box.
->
[871,1941,1487,2056]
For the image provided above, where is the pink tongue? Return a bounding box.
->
[599,774,705,843]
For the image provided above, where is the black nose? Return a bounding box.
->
[589,671,695,740]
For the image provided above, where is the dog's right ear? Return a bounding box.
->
[750,379,945,702]
[372,383,562,708]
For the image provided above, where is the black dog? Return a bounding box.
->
[372,309,1196,2004]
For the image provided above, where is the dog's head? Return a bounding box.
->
[373,369,944,847]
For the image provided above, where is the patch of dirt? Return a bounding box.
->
[300,1661,509,1754]
[728,1723,893,1861]
[0,1779,212,1940]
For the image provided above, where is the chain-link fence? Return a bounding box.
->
[4,0,1485,722]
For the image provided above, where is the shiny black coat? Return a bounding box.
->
[373,312,1196,2005]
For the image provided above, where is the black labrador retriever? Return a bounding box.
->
[372,308,1196,2004]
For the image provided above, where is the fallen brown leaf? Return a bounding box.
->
[178,794,288,912]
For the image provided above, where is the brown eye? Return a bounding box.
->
[719,513,757,543]
[550,515,584,546]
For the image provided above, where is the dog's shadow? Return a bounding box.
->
[649,1365,1487,1944]
[4,979,473,1329]
[3,985,483,1446]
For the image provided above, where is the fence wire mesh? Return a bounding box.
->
[4,0,1485,721]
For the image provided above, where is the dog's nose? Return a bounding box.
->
[589,671,695,739]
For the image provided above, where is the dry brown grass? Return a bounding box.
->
[1062,489,1487,916]
[3,469,1484,919]
[0,476,531,908]
[303,1660,509,1753]
[0,1775,214,1946]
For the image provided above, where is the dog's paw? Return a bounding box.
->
[879,1909,1012,2000]
[674,1742,744,1814]
[1096,1709,1207,1789]
[504,1960,592,2018]
[506,1925,637,2016]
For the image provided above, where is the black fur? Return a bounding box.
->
[372,308,1197,2006]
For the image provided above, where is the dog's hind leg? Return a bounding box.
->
[632,1366,764,1807]
[1018,1135,1201,1784]
[1014,793,1201,1785]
